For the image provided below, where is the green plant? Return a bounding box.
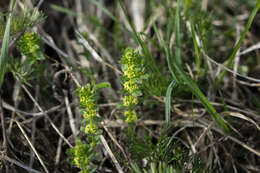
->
[0,7,46,39]
[8,58,35,86]
[0,4,45,88]
[132,160,207,173]
[131,162,181,173]
[67,139,98,173]
[67,83,110,173]
[121,48,148,124]
[17,31,44,64]
[0,0,15,88]
[130,135,208,173]
[6,30,46,89]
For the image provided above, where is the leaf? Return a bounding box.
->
[93,82,111,91]
[174,63,229,132]
[50,4,79,17]
[0,13,12,88]
[174,0,182,66]
[165,80,177,125]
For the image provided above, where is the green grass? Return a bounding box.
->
[216,0,260,87]
[0,0,15,87]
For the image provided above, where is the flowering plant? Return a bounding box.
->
[67,82,110,173]
[120,48,148,123]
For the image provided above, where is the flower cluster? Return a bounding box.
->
[69,140,91,173]
[121,48,147,123]
[67,82,110,172]
[17,31,44,65]
[76,84,99,136]
[67,84,101,173]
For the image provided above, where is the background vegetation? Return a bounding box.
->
[0,0,260,172]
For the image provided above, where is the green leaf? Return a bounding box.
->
[165,80,177,125]
[93,82,111,91]
[90,0,118,22]
[173,63,229,132]
[0,13,12,88]
[152,23,176,79]
[11,0,17,10]
[174,0,182,66]
[50,4,79,18]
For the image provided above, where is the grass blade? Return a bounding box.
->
[90,0,118,22]
[173,63,229,132]
[152,23,175,76]
[131,163,142,173]
[117,0,160,75]
[170,0,229,132]
[152,0,229,131]
[165,80,177,124]
[0,0,17,88]
[90,0,160,75]
[175,0,181,66]
[216,0,260,87]
[50,4,79,17]
[191,21,200,78]
[0,13,12,88]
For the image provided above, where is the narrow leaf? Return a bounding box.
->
[175,0,181,66]
[94,82,111,91]
[173,63,230,132]
[191,21,200,77]
[165,80,177,124]
[0,13,12,88]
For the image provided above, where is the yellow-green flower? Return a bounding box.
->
[83,109,97,119]
[120,48,147,124]
[122,48,139,65]
[77,85,96,109]
[123,95,138,107]
[85,124,98,135]
[124,65,138,79]
[70,140,90,169]
[125,110,137,123]
[68,83,111,173]
[123,80,139,94]
[17,31,44,61]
